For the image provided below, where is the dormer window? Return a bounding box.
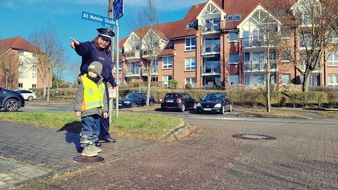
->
[227,14,241,21]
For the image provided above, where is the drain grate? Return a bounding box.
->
[232,134,276,140]
[73,156,104,162]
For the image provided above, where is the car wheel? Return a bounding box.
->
[4,99,20,112]
[180,104,186,112]
[149,101,154,106]
[221,106,225,114]
[28,96,33,101]
[131,102,137,108]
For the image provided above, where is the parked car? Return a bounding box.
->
[161,92,196,112]
[0,87,25,112]
[118,92,155,108]
[196,92,232,114]
[15,89,37,101]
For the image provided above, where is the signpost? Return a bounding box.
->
[81,0,123,120]
[82,11,116,28]
[113,0,124,19]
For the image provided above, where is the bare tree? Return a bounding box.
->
[0,40,19,89]
[131,0,159,106]
[30,22,66,100]
[281,0,338,92]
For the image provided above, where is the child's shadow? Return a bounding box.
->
[57,121,82,153]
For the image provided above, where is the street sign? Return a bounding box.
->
[113,0,124,19]
[82,11,116,27]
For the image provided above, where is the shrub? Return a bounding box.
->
[168,80,178,89]
[185,83,192,89]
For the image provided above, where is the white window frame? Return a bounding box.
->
[328,52,338,66]
[185,57,196,71]
[162,56,172,69]
[185,77,196,87]
[185,37,196,51]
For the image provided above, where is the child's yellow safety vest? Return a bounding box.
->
[81,75,106,111]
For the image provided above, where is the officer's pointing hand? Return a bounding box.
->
[70,37,79,49]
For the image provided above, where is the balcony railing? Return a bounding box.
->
[201,65,220,75]
[202,23,220,34]
[242,37,278,48]
[125,67,141,77]
[142,67,158,76]
[124,51,141,59]
[243,60,278,72]
[202,44,220,55]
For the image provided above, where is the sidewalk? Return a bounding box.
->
[0,121,154,190]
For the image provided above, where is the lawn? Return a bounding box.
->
[0,111,184,142]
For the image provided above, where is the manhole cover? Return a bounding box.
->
[73,156,104,162]
[232,134,276,140]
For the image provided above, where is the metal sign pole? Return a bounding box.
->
[115,19,119,119]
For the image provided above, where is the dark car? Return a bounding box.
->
[118,92,155,108]
[0,87,25,112]
[196,92,232,114]
[161,92,196,112]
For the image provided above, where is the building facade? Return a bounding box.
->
[118,0,338,89]
[0,36,51,90]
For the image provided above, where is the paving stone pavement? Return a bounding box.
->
[0,121,154,190]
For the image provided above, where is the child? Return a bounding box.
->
[74,61,108,156]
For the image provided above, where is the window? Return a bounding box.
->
[229,32,238,41]
[229,54,238,64]
[134,45,140,50]
[18,83,23,88]
[185,58,196,71]
[328,74,338,86]
[185,37,196,51]
[330,33,338,43]
[282,50,290,61]
[302,11,311,25]
[162,75,172,86]
[185,78,196,87]
[227,15,233,21]
[162,56,172,69]
[229,75,239,85]
[234,14,241,20]
[32,84,36,88]
[328,52,338,66]
[281,27,290,38]
[282,74,291,84]
[300,33,312,48]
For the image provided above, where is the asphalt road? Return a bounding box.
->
[2,103,337,189]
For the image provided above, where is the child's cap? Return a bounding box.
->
[88,61,103,77]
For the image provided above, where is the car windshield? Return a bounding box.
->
[165,93,180,98]
[202,94,223,101]
[125,93,139,98]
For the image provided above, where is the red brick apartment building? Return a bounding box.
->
[0,36,51,90]
[119,0,338,89]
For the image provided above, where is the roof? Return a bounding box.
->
[171,2,206,39]
[213,0,297,29]
[0,36,38,53]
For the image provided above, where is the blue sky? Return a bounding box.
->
[0,0,206,82]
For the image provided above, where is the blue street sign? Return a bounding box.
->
[82,11,116,26]
[113,0,124,19]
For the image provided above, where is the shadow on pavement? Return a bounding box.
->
[57,121,82,152]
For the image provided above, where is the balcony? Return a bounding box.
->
[201,65,220,75]
[124,50,141,60]
[142,67,158,76]
[242,37,278,48]
[125,67,141,77]
[243,60,278,72]
[202,23,220,35]
[202,44,220,55]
